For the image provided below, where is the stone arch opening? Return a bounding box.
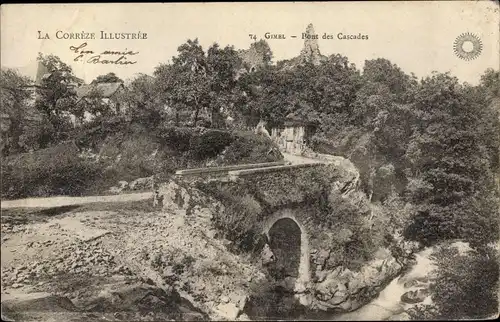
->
[267,218,302,280]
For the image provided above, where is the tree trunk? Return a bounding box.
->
[193,106,200,127]
[211,107,216,128]
[193,97,200,127]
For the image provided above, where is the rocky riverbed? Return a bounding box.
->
[1,198,262,321]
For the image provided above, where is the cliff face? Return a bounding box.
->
[281,23,328,69]
[299,24,327,65]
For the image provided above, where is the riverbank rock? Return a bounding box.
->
[313,249,403,312]
[1,292,77,313]
[129,176,153,191]
[215,302,241,320]
[84,282,208,320]
[401,288,429,304]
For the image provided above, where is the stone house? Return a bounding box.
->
[271,118,317,155]
[75,82,127,118]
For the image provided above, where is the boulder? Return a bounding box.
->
[329,293,348,305]
[315,270,327,283]
[387,312,411,320]
[403,279,419,288]
[215,302,240,320]
[158,181,192,210]
[401,288,429,304]
[261,244,275,265]
[1,292,77,312]
[129,176,153,191]
[117,181,129,190]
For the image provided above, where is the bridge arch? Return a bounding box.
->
[263,210,310,290]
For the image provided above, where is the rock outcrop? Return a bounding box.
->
[281,23,327,69]
[311,248,405,312]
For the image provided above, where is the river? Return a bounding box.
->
[244,247,436,321]
[333,247,435,320]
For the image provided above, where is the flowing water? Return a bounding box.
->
[244,247,437,321]
[333,247,436,321]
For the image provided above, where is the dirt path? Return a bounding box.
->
[1,192,152,209]
[282,152,323,165]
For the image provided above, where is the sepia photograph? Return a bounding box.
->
[1,2,499,321]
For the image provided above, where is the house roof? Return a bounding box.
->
[76,82,124,99]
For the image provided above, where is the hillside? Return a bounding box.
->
[1,117,282,199]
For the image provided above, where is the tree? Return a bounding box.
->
[404,72,499,246]
[1,68,35,154]
[34,53,79,141]
[155,39,210,127]
[206,43,244,127]
[92,72,123,84]
[81,87,114,118]
[362,58,416,102]
[410,246,499,320]
[116,73,162,126]
[344,59,416,200]
[480,68,500,98]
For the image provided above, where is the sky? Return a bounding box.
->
[1,2,499,85]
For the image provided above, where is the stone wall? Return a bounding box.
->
[271,125,307,155]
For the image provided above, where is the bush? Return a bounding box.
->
[199,182,265,252]
[221,131,282,165]
[188,129,234,160]
[156,126,195,153]
[409,245,499,320]
[1,142,101,199]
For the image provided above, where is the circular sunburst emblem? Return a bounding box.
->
[453,32,483,61]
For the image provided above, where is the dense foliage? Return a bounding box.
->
[1,142,101,199]
[408,244,499,320]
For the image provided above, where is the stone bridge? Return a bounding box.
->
[157,153,405,312]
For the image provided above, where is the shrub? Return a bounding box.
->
[409,245,499,320]
[199,181,265,252]
[1,142,101,199]
[225,131,282,164]
[3,124,283,198]
[188,129,234,161]
[156,126,195,153]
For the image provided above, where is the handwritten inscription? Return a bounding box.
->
[70,42,138,65]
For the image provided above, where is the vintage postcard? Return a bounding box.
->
[1,2,499,321]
